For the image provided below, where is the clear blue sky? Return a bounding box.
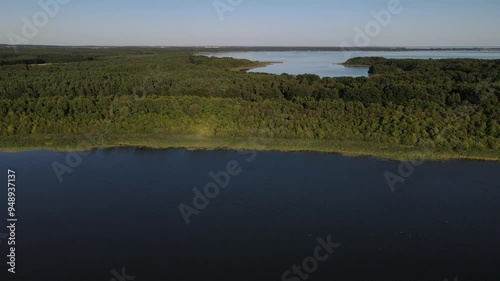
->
[1,0,499,47]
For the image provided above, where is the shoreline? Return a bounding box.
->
[337,63,371,67]
[230,61,281,72]
[1,136,498,162]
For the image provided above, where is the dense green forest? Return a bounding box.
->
[0,47,499,160]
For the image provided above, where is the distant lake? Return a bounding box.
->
[204,50,500,77]
[1,149,499,281]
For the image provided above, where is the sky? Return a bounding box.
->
[1,0,499,47]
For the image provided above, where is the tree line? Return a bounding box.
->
[0,48,498,154]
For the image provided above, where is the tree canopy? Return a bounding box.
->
[0,47,498,158]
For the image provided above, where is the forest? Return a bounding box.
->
[0,46,499,160]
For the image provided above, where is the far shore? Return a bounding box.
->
[337,62,371,67]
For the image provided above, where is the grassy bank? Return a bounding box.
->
[1,135,498,162]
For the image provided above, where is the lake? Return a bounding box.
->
[204,50,500,77]
[1,148,499,281]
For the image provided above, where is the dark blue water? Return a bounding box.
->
[0,149,499,281]
[204,51,500,77]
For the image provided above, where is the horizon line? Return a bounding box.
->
[2,44,500,49]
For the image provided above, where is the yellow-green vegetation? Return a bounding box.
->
[1,134,498,161]
[0,48,499,161]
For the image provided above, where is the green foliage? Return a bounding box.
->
[0,47,498,159]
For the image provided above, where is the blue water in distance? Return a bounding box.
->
[204,51,500,77]
[0,148,499,281]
